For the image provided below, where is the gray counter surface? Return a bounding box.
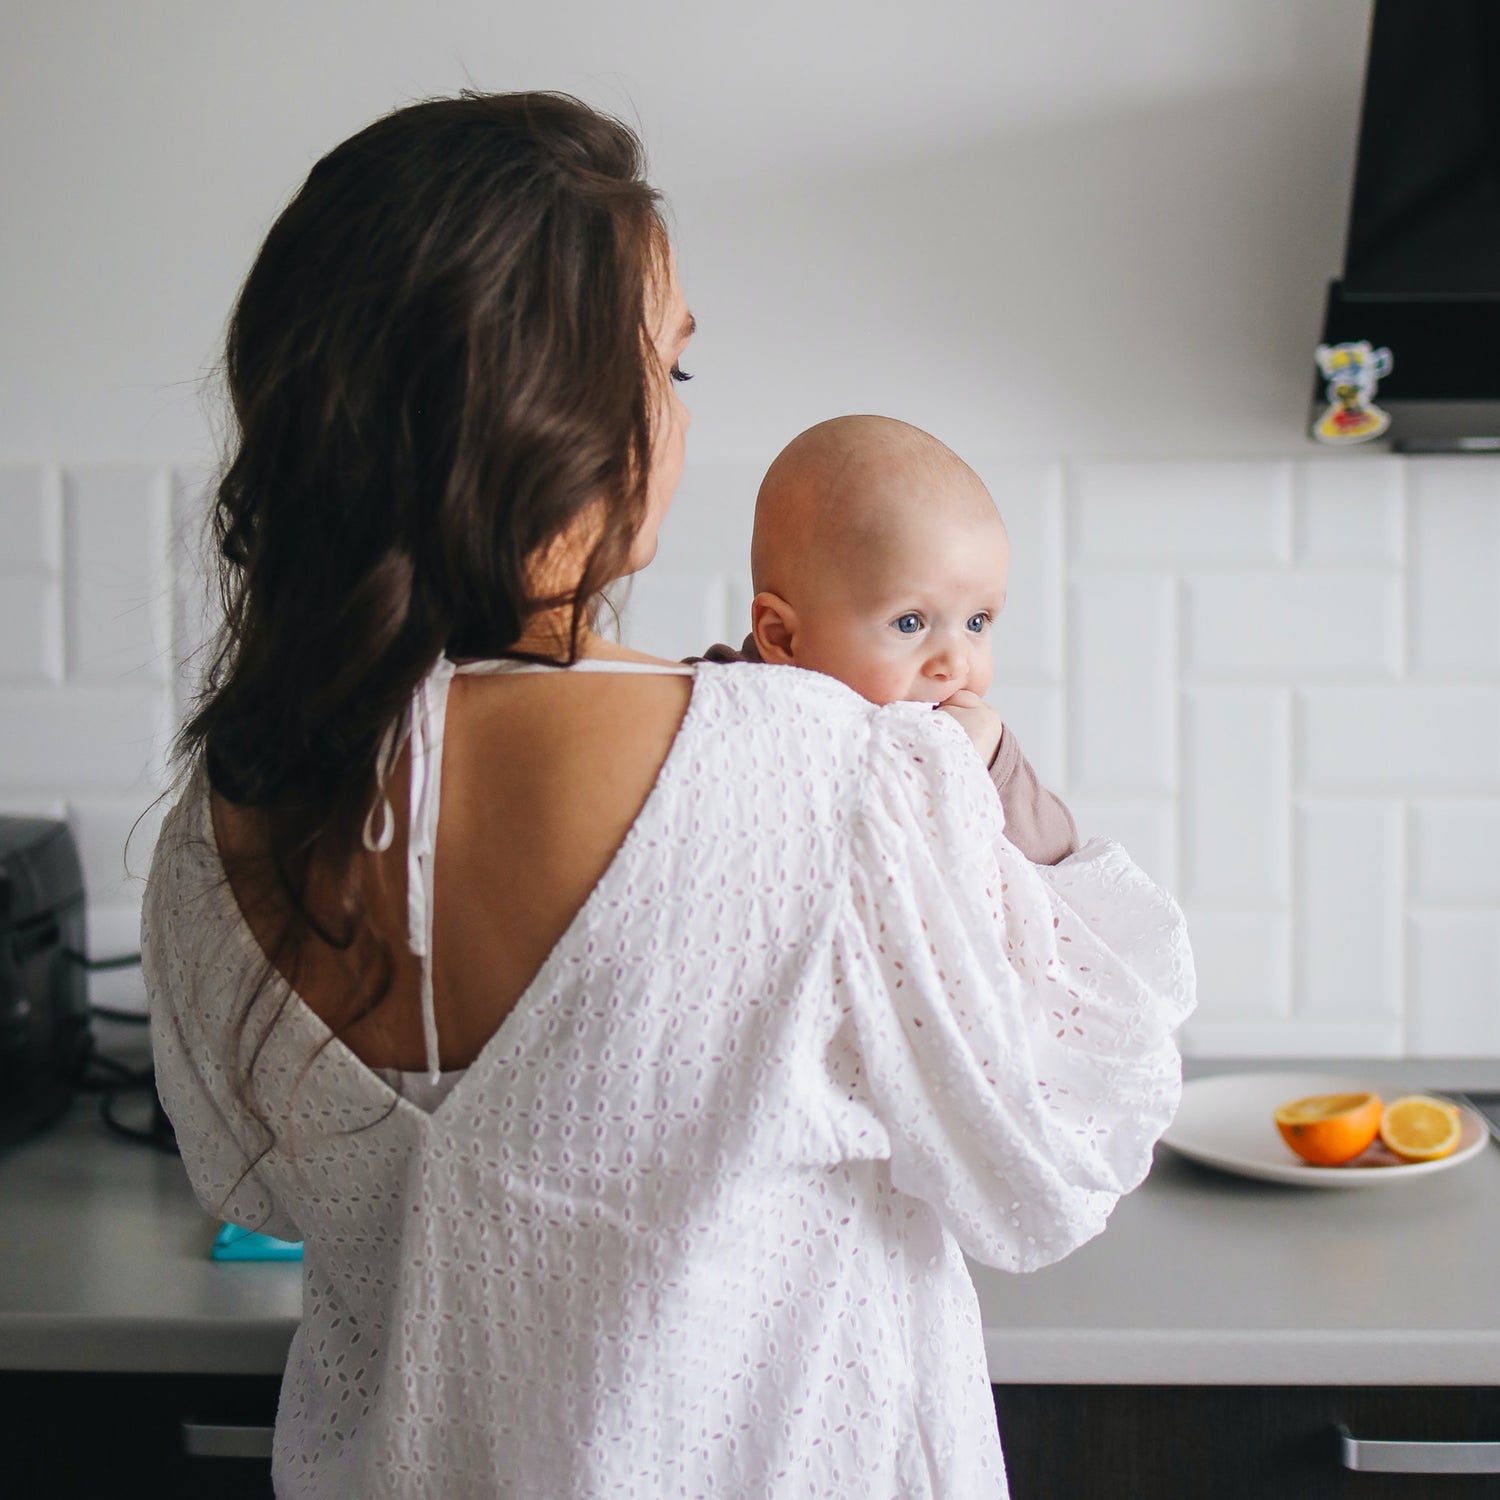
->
[4,1057,1498,1384]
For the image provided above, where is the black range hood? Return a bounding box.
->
[1315,0,1500,452]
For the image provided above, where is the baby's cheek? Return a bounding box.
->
[838,655,912,707]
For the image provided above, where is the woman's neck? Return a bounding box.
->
[506,609,600,660]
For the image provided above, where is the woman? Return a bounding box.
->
[144,92,1193,1498]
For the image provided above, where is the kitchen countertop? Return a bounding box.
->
[3,1055,1498,1384]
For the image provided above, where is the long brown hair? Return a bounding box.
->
[179,91,668,1084]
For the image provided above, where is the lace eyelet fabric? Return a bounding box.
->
[144,660,1194,1498]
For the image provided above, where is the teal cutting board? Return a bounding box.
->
[211,1222,304,1261]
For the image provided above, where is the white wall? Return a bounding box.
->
[5,1,1498,1057]
[2,0,1371,463]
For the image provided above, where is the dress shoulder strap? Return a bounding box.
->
[454,657,696,677]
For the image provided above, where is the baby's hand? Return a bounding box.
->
[937,689,1003,768]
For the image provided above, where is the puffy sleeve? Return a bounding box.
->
[832,702,1194,1272]
[142,796,302,1243]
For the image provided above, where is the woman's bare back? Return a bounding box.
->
[212,656,695,1071]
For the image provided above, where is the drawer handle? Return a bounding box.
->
[181,1422,275,1460]
[1338,1425,1500,1475]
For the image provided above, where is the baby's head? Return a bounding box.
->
[749,415,1008,706]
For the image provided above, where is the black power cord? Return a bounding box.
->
[73,1051,176,1152]
[62,947,142,972]
[58,947,177,1153]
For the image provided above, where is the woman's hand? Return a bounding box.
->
[937,689,1004,769]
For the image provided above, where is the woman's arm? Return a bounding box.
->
[829,700,1194,1272]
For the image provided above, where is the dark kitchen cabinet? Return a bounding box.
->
[0,1370,279,1498]
[6,1370,1500,1496]
[994,1385,1500,1499]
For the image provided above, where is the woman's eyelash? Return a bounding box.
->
[670,363,693,383]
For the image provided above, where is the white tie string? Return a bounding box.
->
[406,660,455,1083]
[359,656,456,1085]
[361,717,403,854]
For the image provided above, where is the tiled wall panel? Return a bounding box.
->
[1181,688,1289,905]
[1067,796,1176,891]
[64,467,171,685]
[1071,461,1292,564]
[1407,913,1500,1057]
[1183,573,1400,678]
[1301,686,1500,793]
[0,465,63,570]
[1295,800,1403,1021]
[1068,573,1176,793]
[1178,910,1291,1023]
[1410,801,1500,906]
[0,575,64,682]
[1294,458,1404,565]
[1407,459,1500,675]
[979,460,1064,681]
[618,569,731,663]
[6,452,1500,1048]
[990,682,1065,795]
[0,465,174,1014]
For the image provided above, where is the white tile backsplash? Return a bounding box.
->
[0,465,63,572]
[988,681,1065,794]
[0,683,169,794]
[1293,458,1404,566]
[1410,801,1500,907]
[1068,572,1176,792]
[1179,910,1292,1028]
[64,466,172,685]
[1300,685,1500,792]
[0,574,64,682]
[1296,800,1403,1021]
[1407,459,1500,676]
[1071,461,1292,565]
[978,460,1064,681]
[5,453,1500,1050]
[67,794,165,908]
[1406,913,1500,1057]
[618,569,730,661]
[1183,572,1401,678]
[1066,795,1177,892]
[169,467,218,692]
[82,899,151,1011]
[1181,687,1290,904]
[1184,1018,1405,1059]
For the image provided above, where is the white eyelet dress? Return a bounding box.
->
[143,656,1195,1499]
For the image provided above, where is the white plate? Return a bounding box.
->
[1159,1071,1489,1187]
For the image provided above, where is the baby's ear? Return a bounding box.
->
[751,591,798,665]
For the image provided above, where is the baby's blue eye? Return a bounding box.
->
[893,613,922,635]
[966,613,991,634]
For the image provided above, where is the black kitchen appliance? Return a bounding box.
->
[0,816,93,1147]
[1314,0,1500,450]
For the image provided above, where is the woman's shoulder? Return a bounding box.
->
[692,657,872,724]
[693,659,882,756]
[141,765,237,972]
[689,659,972,782]
[683,663,994,857]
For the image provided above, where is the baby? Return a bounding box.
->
[693,414,1076,865]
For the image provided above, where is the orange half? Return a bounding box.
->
[1379,1096,1462,1162]
[1273,1091,1383,1166]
